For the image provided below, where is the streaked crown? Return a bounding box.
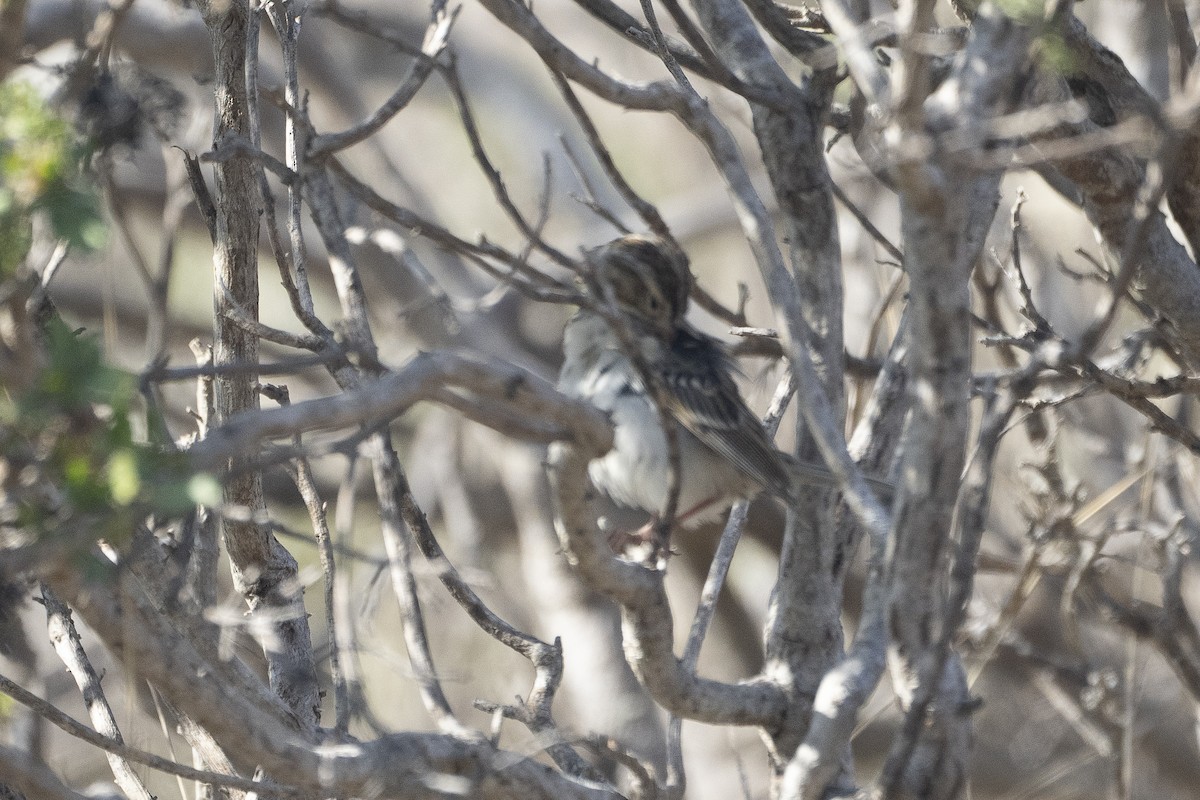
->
[587,235,692,332]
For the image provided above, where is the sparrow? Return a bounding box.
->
[558,234,862,534]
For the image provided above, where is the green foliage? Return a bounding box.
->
[994,0,1049,24]
[3,318,219,550]
[1036,30,1077,77]
[0,80,210,558]
[0,80,106,277]
[22,317,135,417]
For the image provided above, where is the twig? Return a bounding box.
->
[1075,153,1172,359]
[146,155,192,361]
[368,435,475,737]
[39,586,153,800]
[638,0,698,97]
[550,71,671,242]
[309,5,456,157]
[0,672,283,796]
[666,366,796,793]
[571,0,789,107]
[831,181,905,265]
[580,735,657,798]
[280,385,351,734]
[443,57,575,268]
[246,4,330,342]
[99,163,156,293]
[373,412,610,774]
[147,352,349,387]
[331,453,385,733]
[143,685,191,800]
[178,148,217,242]
[559,133,630,234]
[330,158,580,304]
[216,287,327,352]
[200,132,297,183]
[309,0,429,57]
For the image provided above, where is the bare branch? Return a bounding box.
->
[39,587,152,800]
[34,560,624,800]
[309,5,456,158]
[544,439,789,726]
[442,59,575,269]
[477,0,685,111]
[192,351,611,469]
[0,673,273,796]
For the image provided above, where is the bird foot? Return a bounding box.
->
[606,524,652,553]
[601,517,675,566]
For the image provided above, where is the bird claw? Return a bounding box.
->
[603,518,676,566]
[606,526,651,552]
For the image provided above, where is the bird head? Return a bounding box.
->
[586,235,692,337]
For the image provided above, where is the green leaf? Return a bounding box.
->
[0,80,106,258]
[107,448,141,506]
[38,182,106,252]
[0,197,32,277]
[187,473,223,507]
[25,319,136,417]
[62,452,108,510]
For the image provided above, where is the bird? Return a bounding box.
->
[558,234,870,543]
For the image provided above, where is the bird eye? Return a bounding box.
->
[648,296,660,310]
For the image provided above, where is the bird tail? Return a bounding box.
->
[784,454,894,501]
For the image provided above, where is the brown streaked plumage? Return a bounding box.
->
[558,234,873,530]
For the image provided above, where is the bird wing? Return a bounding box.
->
[660,327,797,500]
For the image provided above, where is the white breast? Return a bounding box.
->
[559,314,747,524]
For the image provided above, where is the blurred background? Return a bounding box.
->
[5,1,1200,798]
